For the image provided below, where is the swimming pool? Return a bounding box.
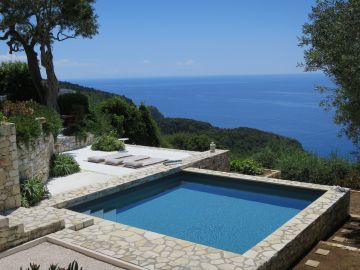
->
[71,172,323,254]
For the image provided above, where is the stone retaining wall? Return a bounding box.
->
[55,133,94,153]
[258,189,350,270]
[191,150,230,171]
[0,123,21,212]
[18,134,54,183]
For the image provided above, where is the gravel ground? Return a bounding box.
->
[0,242,126,270]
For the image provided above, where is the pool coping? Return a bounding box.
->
[32,152,349,270]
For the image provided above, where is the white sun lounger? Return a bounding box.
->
[124,158,168,168]
[88,152,131,163]
[105,155,149,166]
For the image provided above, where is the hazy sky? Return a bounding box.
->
[0,0,316,79]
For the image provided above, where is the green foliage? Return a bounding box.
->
[8,114,42,146]
[98,97,161,146]
[20,177,49,208]
[59,81,132,107]
[277,151,351,185]
[252,145,356,187]
[230,159,264,175]
[91,134,125,151]
[251,146,279,168]
[0,112,6,122]
[139,103,162,146]
[62,123,88,142]
[32,103,62,138]
[0,62,40,102]
[1,100,62,144]
[20,260,82,270]
[157,117,303,158]
[300,0,360,151]
[50,154,80,177]
[57,92,90,117]
[148,105,165,121]
[1,100,34,116]
[164,133,212,152]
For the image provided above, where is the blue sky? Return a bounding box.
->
[0,0,316,79]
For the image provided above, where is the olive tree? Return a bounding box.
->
[299,0,360,152]
[0,0,98,109]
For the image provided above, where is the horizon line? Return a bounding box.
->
[66,72,325,81]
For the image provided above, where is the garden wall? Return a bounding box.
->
[0,123,21,212]
[55,133,94,153]
[17,134,54,183]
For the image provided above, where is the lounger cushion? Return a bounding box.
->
[123,161,143,168]
[88,156,105,163]
[105,158,124,165]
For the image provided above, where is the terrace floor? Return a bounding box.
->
[47,144,194,195]
[293,190,360,270]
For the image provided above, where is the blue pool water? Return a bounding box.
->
[71,172,322,254]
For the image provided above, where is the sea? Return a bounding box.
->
[74,74,355,159]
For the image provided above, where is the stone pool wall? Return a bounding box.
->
[191,150,230,171]
[55,133,94,153]
[0,123,21,212]
[257,189,350,270]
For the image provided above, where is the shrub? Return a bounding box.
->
[62,123,88,142]
[0,112,6,122]
[20,260,83,270]
[20,177,49,208]
[8,114,42,146]
[32,103,62,138]
[277,150,351,185]
[1,100,34,116]
[164,133,212,151]
[98,97,161,146]
[57,92,89,118]
[230,159,264,175]
[252,146,279,168]
[50,154,80,177]
[91,134,125,151]
[0,62,41,102]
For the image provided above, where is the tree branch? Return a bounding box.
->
[55,30,75,41]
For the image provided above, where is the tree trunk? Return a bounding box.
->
[24,46,46,105]
[40,43,59,110]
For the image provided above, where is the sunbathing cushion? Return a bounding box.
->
[104,158,124,166]
[123,161,143,168]
[88,156,105,163]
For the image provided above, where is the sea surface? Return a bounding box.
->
[74,74,355,158]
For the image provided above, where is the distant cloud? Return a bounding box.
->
[142,59,152,64]
[176,59,195,66]
[0,53,27,63]
[55,58,90,67]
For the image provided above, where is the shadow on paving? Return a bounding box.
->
[292,242,360,270]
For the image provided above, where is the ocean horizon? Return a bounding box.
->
[73,73,355,158]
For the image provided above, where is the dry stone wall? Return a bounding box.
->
[17,134,54,183]
[55,133,94,153]
[0,123,21,212]
[191,150,230,171]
